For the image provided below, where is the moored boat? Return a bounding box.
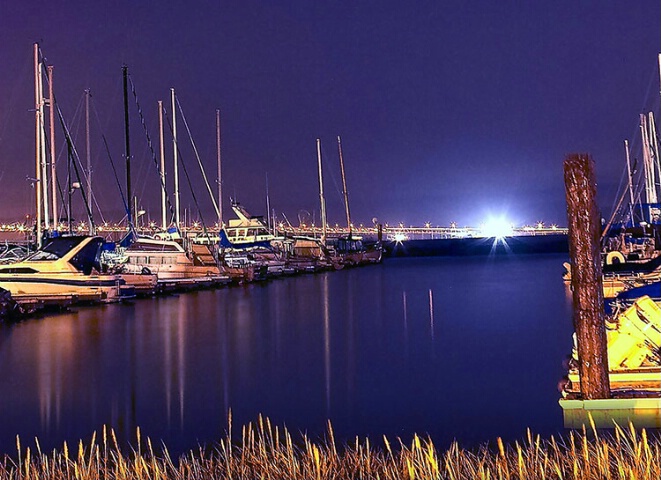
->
[113,236,231,289]
[0,236,133,305]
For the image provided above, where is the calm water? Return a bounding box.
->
[0,254,575,455]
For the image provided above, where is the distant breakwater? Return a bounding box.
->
[383,234,569,257]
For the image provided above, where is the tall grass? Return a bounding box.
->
[1,415,659,479]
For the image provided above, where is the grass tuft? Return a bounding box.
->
[2,418,660,479]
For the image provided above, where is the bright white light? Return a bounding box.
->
[481,217,513,238]
[394,233,408,242]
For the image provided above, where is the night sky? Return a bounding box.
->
[0,1,659,228]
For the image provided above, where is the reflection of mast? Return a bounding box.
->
[220,302,230,414]
[429,289,435,342]
[164,304,172,426]
[322,274,331,414]
[337,136,352,235]
[316,139,328,244]
[178,297,186,428]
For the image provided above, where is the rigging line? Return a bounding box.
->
[163,108,210,237]
[40,59,97,226]
[55,107,96,229]
[175,96,220,217]
[43,91,104,225]
[320,141,345,212]
[100,132,131,228]
[56,90,107,226]
[127,75,176,224]
[41,78,95,230]
[604,155,632,225]
[58,118,96,232]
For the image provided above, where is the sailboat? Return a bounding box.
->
[0,45,135,307]
[215,202,281,278]
[110,82,231,289]
[325,136,382,266]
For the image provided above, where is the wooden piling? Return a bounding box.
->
[563,154,610,399]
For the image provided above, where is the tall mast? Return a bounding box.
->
[38,51,50,231]
[85,88,92,233]
[171,88,180,230]
[33,43,43,247]
[158,100,167,230]
[48,66,58,231]
[265,173,271,233]
[640,114,657,204]
[658,54,661,117]
[624,140,635,226]
[316,138,328,244]
[216,109,223,227]
[648,112,661,201]
[337,135,352,235]
[122,66,133,228]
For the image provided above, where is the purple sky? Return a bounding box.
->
[0,1,659,228]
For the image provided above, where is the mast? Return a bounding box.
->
[122,66,133,228]
[624,140,635,226]
[216,109,222,227]
[67,137,73,234]
[171,88,180,230]
[265,173,271,233]
[640,114,657,204]
[337,135,352,235]
[158,100,167,230]
[48,66,58,231]
[37,50,50,231]
[648,112,661,201]
[85,88,92,233]
[316,138,328,244]
[33,43,43,247]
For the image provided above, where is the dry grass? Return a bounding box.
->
[1,414,660,479]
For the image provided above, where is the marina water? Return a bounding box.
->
[0,253,574,455]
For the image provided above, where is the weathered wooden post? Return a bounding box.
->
[564,154,611,399]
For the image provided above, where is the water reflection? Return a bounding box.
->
[429,288,435,343]
[0,255,576,455]
[323,274,331,414]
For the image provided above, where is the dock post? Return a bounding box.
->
[563,154,610,399]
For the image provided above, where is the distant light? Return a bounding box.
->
[481,217,513,238]
[394,233,408,242]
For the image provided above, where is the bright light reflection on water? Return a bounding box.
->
[0,255,574,455]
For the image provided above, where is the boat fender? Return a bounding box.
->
[605,251,625,265]
[141,266,152,275]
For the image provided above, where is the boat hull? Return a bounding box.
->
[0,273,126,303]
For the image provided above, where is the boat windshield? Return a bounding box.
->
[26,236,87,261]
[69,237,103,274]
